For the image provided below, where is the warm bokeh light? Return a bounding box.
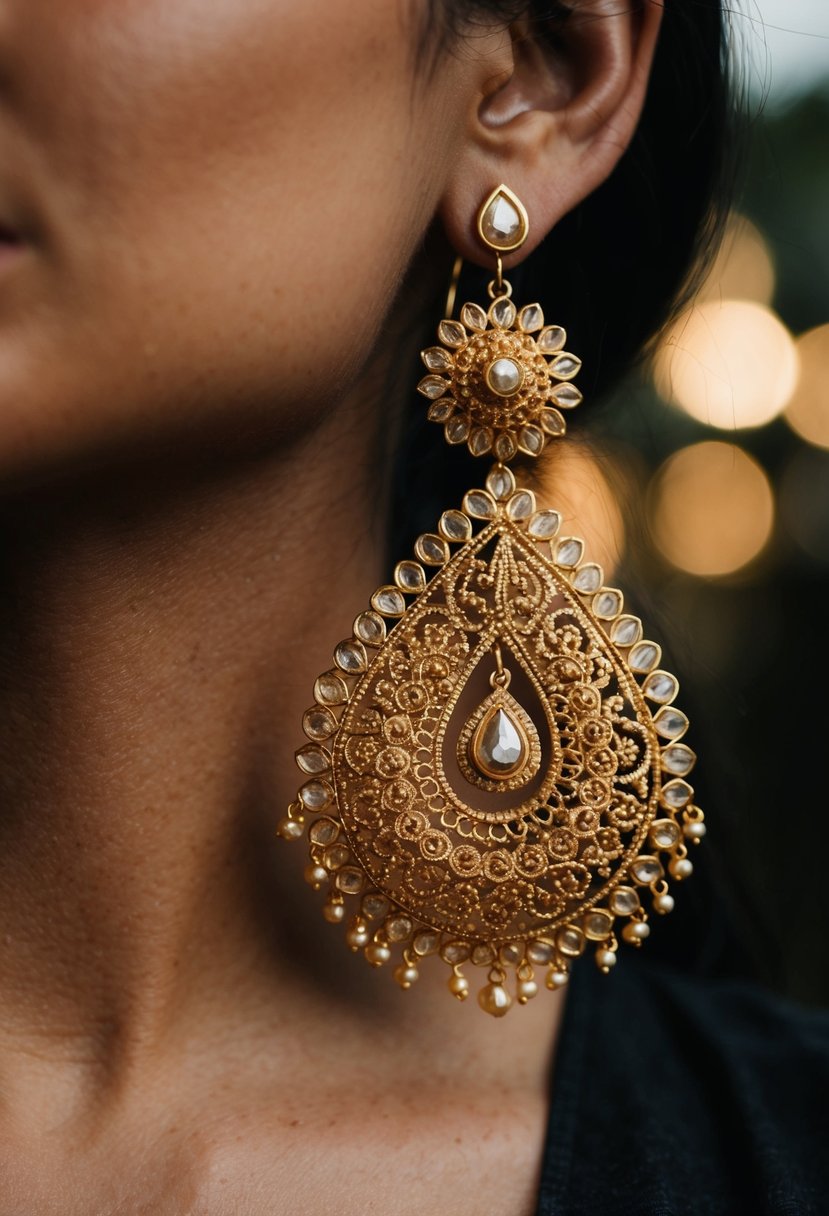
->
[650,442,774,577]
[784,324,829,449]
[537,440,627,575]
[654,300,799,429]
[698,212,775,306]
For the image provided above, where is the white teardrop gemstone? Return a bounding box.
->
[471,706,527,779]
[479,188,527,250]
[486,357,524,397]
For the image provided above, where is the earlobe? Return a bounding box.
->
[440,0,663,270]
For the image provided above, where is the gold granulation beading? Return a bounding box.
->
[279,184,705,1017]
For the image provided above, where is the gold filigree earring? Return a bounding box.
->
[279,184,706,1016]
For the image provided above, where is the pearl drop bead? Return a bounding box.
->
[346,923,369,950]
[669,857,694,879]
[323,900,345,924]
[595,948,617,971]
[277,817,304,841]
[394,964,419,989]
[654,893,675,914]
[478,982,512,1017]
[517,979,538,1004]
[448,974,469,1001]
[622,921,650,945]
[365,942,391,967]
[546,969,570,990]
[684,821,707,841]
[304,863,328,889]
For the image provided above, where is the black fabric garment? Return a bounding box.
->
[534,947,829,1215]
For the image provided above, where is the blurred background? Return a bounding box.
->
[562,1,829,1004]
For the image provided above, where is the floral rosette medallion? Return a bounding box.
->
[279,186,705,1016]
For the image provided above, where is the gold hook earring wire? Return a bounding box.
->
[444,254,463,320]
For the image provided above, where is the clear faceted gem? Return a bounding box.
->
[463,490,496,519]
[469,427,493,456]
[461,302,487,331]
[593,589,623,619]
[472,706,527,778]
[654,707,689,740]
[295,744,330,775]
[439,510,473,541]
[583,910,613,940]
[472,944,495,966]
[556,926,586,957]
[609,886,640,915]
[486,357,524,396]
[335,867,365,895]
[611,616,642,647]
[550,353,582,380]
[299,780,333,811]
[445,416,470,444]
[662,744,696,776]
[644,671,679,704]
[629,642,660,672]
[499,941,522,966]
[528,510,561,540]
[422,346,453,372]
[385,915,413,942]
[309,817,340,846]
[556,538,584,568]
[494,432,517,461]
[480,192,524,248]
[427,399,454,423]
[440,940,471,964]
[314,672,348,704]
[335,639,367,673]
[538,325,566,353]
[519,303,544,332]
[489,297,517,329]
[550,383,583,408]
[371,586,406,616]
[323,843,350,870]
[417,375,448,399]
[522,939,552,965]
[573,564,603,593]
[518,425,544,455]
[540,408,566,436]
[437,319,466,347]
[486,465,516,500]
[303,706,336,741]
[354,610,386,646]
[415,533,449,565]
[662,778,693,808]
[506,490,536,520]
[650,818,681,848]
[362,893,390,920]
[631,856,664,884]
[395,561,426,593]
[413,930,440,956]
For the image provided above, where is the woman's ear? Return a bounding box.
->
[440,0,663,268]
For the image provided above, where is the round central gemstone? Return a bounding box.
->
[486,357,524,397]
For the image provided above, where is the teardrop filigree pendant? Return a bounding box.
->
[279,188,705,1016]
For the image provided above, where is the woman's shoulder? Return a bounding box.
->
[536,950,829,1216]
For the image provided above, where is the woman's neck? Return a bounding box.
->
[0,404,386,1058]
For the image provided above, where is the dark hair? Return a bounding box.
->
[394,0,735,533]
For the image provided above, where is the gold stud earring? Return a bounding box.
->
[279,183,706,1016]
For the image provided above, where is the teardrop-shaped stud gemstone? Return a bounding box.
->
[477,185,529,253]
[459,687,542,789]
[471,704,528,780]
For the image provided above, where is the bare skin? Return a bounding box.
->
[0,2,661,1212]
